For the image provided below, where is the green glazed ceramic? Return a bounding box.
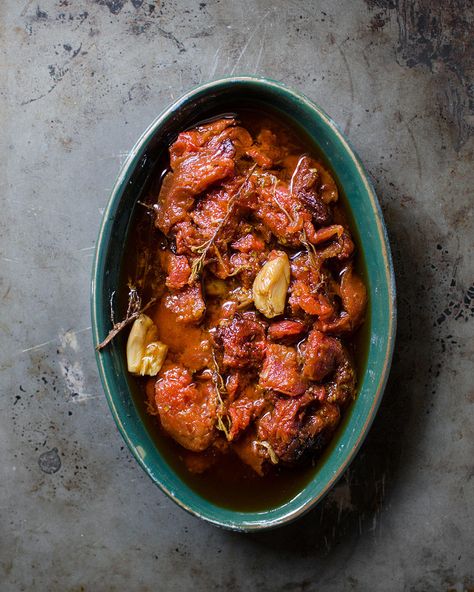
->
[91,77,396,531]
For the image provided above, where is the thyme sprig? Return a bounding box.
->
[210,349,232,440]
[286,157,321,269]
[96,285,157,351]
[300,227,319,269]
[256,440,279,465]
[188,164,257,284]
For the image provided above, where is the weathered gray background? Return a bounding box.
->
[1,0,473,590]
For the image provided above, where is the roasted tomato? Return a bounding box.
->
[154,363,217,452]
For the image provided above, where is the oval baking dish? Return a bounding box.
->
[91,77,396,531]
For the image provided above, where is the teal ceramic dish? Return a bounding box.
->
[91,77,396,531]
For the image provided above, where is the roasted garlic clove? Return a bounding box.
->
[126,314,168,376]
[252,252,290,318]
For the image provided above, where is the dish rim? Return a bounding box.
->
[91,76,397,531]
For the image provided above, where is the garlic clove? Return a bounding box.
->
[252,252,290,318]
[139,341,169,376]
[126,314,168,376]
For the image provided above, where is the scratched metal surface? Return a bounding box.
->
[1,1,473,590]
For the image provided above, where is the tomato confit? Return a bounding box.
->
[123,114,367,478]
